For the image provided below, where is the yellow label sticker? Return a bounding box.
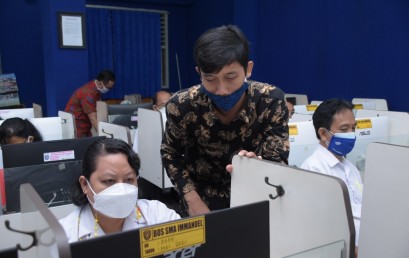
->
[353,104,363,110]
[356,119,372,129]
[140,216,206,258]
[306,105,318,111]
[289,124,298,135]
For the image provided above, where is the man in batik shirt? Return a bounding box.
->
[65,70,115,137]
[161,25,289,217]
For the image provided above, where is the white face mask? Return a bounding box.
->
[86,181,138,218]
[97,85,110,94]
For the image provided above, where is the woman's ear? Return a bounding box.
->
[79,176,88,195]
[26,136,34,143]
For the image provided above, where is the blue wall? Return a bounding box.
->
[1,0,409,114]
[254,0,409,111]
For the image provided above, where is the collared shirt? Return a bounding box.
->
[59,199,180,243]
[65,80,101,137]
[301,144,363,246]
[161,81,289,212]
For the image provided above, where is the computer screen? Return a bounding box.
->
[107,103,152,129]
[70,201,269,258]
[5,160,82,213]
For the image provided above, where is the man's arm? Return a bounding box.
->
[88,112,98,131]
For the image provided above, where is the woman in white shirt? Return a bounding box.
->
[59,138,180,242]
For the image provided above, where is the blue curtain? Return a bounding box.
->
[86,8,114,80]
[86,8,161,99]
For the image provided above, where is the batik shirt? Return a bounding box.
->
[65,80,100,137]
[161,81,290,212]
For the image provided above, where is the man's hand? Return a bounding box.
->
[184,190,211,216]
[226,150,262,173]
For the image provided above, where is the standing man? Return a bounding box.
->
[161,25,289,217]
[65,70,115,137]
[301,98,363,255]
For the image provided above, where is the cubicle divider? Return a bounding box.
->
[352,98,388,111]
[58,111,76,139]
[1,184,270,258]
[231,156,355,258]
[358,143,409,258]
[0,108,35,119]
[98,121,132,145]
[137,108,173,189]
[288,120,318,167]
[0,184,71,258]
[0,117,63,141]
[285,94,309,105]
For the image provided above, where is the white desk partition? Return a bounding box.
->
[0,108,34,119]
[33,103,43,118]
[138,108,173,189]
[289,113,313,122]
[0,184,72,258]
[29,117,63,141]
[98,122,131,145]
[359,143,409,258]
[355,109,409,136]
[231,156,354,258]
[346,116,389,176]
[352,98,388,111]
[96,101,108,124]
[293,104,318,115]
[58,111,76,139]
[285,94,309,105]
[0,117,63,141]
[288,121,319,167]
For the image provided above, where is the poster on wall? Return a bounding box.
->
[0,73,20,108]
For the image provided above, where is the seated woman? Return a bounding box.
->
[0,117,43,144]
[59,138,180,242]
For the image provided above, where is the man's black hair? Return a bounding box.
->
[312,98,354,139]
[194,25,250,74]
[96,70,116,84]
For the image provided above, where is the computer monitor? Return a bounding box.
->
[2,137,105,213]
[2,136,105,168]
[107,103,152,129]
[70,201,269,258]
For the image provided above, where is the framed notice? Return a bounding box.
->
[57,12,86,49]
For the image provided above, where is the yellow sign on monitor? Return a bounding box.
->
[353,104,364,110]
[356,119,373,129]
[289,124,299,135]
[140,216,206,258]
[306,105,318,111]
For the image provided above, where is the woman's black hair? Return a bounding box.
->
[71,138,140,206]
[194,25,250,74]
[0,117,43,145]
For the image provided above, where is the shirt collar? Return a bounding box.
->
[317,144,343,168]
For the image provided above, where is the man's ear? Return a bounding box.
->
[246,61,254,78]
[318,127,329,142]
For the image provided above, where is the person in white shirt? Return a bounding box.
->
[300,98,363,256]
[132,90,171,153]
[59,138,180,243]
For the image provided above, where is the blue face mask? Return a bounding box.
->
[200,81,248,112]
[326,131,356,156]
